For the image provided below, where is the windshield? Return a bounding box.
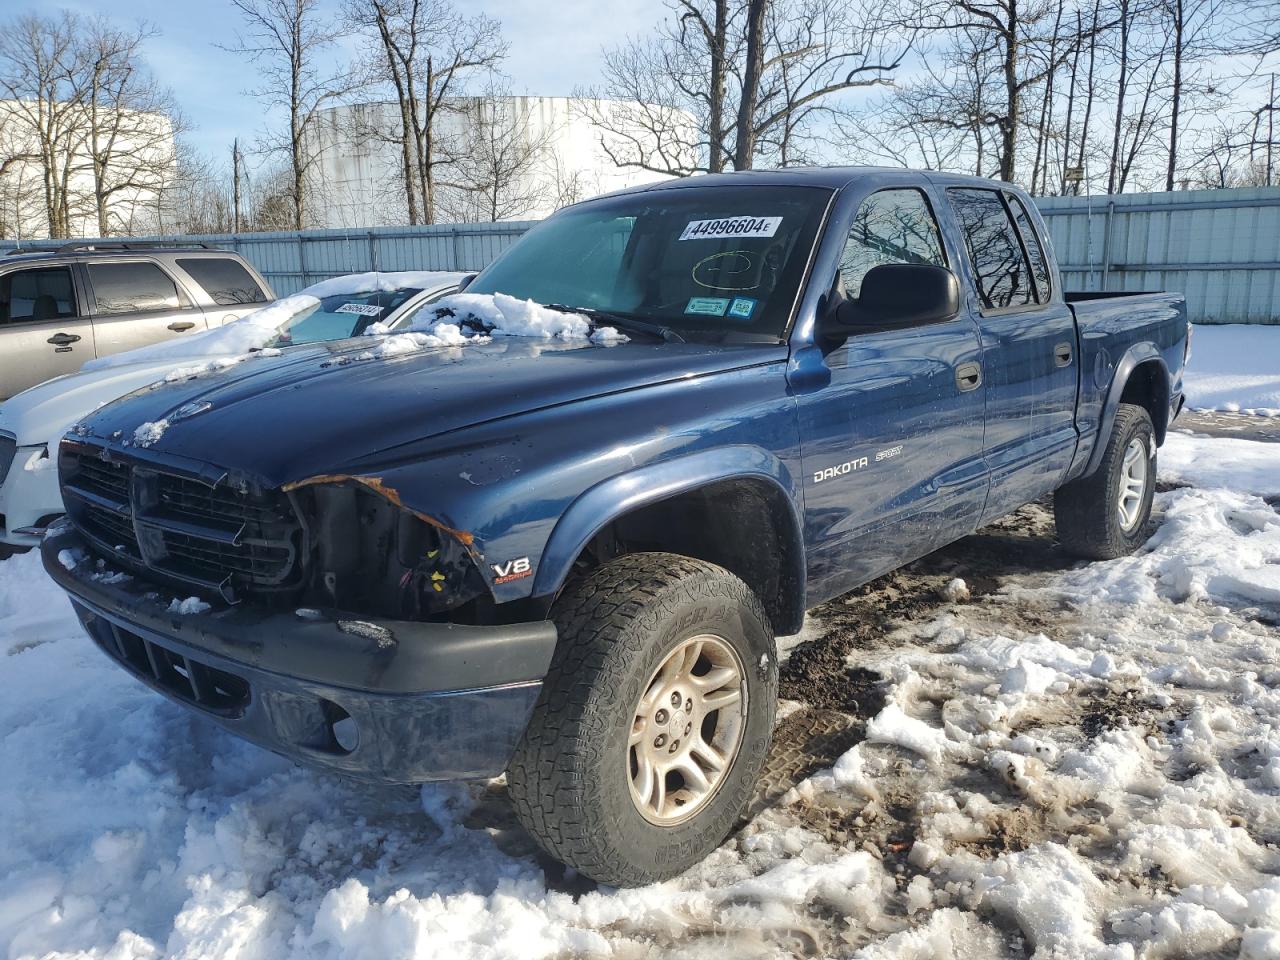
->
[465,185,832,338]
[264,287,422,347]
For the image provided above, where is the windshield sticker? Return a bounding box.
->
[727,297,757,319]
[685,297,730,316]
[334,302,383,317]
[679,216,782,241]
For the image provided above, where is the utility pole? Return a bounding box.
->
[232,139,243,233]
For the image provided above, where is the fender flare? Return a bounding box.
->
[531,445,807,621]
[1085,343,1171,477]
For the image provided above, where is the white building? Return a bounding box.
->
[0,99,175,240]
[307,96,694,227]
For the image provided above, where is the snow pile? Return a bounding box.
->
[406,292,626,344]
[1183,323,1280,416]
[131,419,169,448]
[81,294,317,373]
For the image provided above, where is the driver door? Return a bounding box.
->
[796,187,988,603]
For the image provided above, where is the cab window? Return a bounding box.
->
[947,188,1035,311]
[839,189,947,299]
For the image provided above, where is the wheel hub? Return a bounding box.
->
[1116,436,1150,532]
[627,633,747,826]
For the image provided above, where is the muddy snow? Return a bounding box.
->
[2,420,1279,957]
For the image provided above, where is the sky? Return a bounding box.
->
[8,0,667,161]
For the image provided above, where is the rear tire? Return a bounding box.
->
[506,552,778,887]
[1054,402,1156,560]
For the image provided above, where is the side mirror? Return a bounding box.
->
[458,273,477,291]
[826,263,960,336]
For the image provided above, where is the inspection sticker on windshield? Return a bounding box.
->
[334,302,383,316]
[679,216,782,241]
[685,297,730,316]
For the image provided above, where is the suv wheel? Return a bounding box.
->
[1054,402,1157,560]
[506,552,777,887]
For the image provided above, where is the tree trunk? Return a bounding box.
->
[1075,0,1100,195]
[1165,0,1184,191]
[733,0,768,170]
[1000,1,1020,183]
[707,0,728,173]
[1108,0,1130,195]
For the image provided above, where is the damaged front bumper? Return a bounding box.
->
[42,525,557,783]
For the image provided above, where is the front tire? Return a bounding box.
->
[506,552,778,887]
[1054,402,1156,560]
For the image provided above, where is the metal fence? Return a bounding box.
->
[5,185,1279,324]
[1036,186,1280,325]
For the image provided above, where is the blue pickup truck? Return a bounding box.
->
[42,168,1188,886]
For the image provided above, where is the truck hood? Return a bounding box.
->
[0,355,220,449]
[72,336,789,485]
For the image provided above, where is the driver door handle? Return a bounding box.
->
[46,332,81,346]
[1054,342,1073,367]
[168,321,196,332]
[955,361,982,392]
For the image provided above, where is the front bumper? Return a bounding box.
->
[42,525,558,783]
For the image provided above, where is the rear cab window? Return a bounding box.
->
[177,257,268,306]
[87,261,185,315]
[0,267,78,323]
[947,188,1036,311]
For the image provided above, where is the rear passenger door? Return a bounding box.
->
[84,259,210,359]
[0,264,95,398]
[945,188,1078,524]
[174,256,271,325]
[797,187,988,602]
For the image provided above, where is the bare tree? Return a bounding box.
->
[81,17,185,236]
[0,12,92,237]
[225,0,358,230]
[345,0,506,224]
[439,91,555,222]
[586,0,911,175]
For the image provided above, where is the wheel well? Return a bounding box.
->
[1119,359,1170,446]
[569,477,805,636]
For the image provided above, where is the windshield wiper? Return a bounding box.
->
[544,304,686,343]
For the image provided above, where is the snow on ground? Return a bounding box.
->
[1183,324,1280,416]
[2,419,1280,957]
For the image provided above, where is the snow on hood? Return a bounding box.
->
[76,271,467,376]
[80,295,318,374]
[354,292,626,360]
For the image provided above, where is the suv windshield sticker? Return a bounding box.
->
[334,302,383,316]
[727,297,757,319]
[685,297,730,316]
[679,216,782,241]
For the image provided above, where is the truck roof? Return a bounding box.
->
[584,165,1018,203]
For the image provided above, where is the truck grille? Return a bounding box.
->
[61,443,301,601]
